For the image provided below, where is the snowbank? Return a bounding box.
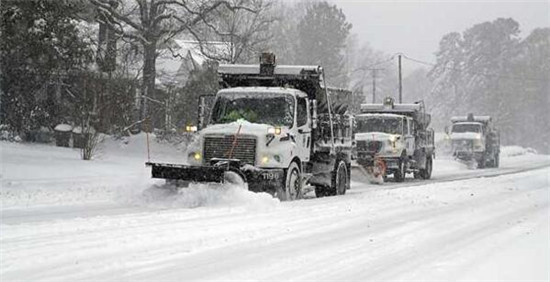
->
[500,146,538,157]
[1,136,279,212]
[54,124,72,132]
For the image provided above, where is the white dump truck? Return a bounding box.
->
[146,53,354,200]
[447,114,500,168]
[355,97,435,182]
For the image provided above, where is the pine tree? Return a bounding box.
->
[296,1,352,88]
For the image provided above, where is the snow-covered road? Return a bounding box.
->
[1,140,549,281]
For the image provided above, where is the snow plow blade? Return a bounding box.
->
[146,162,225,183]
[145,161,285,193]
[351,158,386,184]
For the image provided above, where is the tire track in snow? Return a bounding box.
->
[6,168,542,281]
[144,172,547,281]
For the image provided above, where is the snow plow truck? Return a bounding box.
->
[447,114,500,168]
[355,97,435,182]
[146,53,354,200]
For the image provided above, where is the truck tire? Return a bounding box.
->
[331,160,349,196]
[394,156,406,182]
[315,185,330,197]
[421,155,433,179]
[478,154,486,169]
[276,162,302,201]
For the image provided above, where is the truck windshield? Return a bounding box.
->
[210,92,294,127]
[452,123,481,133]
[356,117,402,135]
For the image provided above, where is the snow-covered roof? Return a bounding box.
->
[451,122,483,125]
[218,64,322,76]
[156,40,232,87]
[72,126,96,134]
[54,124,73,132]
[173,40,231,65]
[451,116,492,123]
[218,87,307,97]
[360,103,421,113]
[355,113,405,119]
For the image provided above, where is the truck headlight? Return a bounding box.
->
[261,154,282,165]
[267,127,282,135]
[188,152,201,161]
[185,125,198,132]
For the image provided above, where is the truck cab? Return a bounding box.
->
[448,114,500,168]
[450,122,485,154]
[147,53,354,200]
[186,87,312,174]
[355,113,411,159]
[355,97,434,182]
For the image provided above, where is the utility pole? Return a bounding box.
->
[369,68,384,103]
[398,54,402,103]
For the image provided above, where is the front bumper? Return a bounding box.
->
[146,161,284,193]
[356,154,401,170]
[454,151,484,161]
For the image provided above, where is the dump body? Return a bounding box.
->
[355,97,435,181]
[147,54,354,199]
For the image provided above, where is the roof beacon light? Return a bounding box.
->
[383,97,394,109]
[259,52,276,76]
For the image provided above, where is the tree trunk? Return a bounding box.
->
[141,40,157,132]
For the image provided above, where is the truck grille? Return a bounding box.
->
[453,139,473,151]
[203,135,257,165]
[357,140,382,154]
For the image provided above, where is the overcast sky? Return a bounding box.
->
[333,0,550,66]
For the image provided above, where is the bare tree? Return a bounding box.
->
[90,0,257,129]
[188,0,276,63]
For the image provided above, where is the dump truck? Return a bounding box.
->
[447,114,500,168]
[146,53,354,200]
[354,97,435,182]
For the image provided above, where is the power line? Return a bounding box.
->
[353,54,396,73]
[400,54,546,82]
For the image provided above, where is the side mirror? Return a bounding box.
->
[197,95,215,130]
[311,99,318,129]
[197,96,206,130]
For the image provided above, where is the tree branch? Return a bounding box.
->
[90,0,144,33]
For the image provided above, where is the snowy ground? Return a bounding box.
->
[1,136,549,281]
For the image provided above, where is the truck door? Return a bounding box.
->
[405,118,415,156]
[296,97,311,162]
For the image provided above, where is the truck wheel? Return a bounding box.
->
[276,162,302,201]
[478,155,486,169]
[315,185,328,198]
[394,157,406,182]
[421,156,433,179]
[331,160,348,196]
